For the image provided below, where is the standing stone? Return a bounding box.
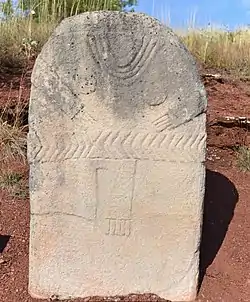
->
[28,12,207,302]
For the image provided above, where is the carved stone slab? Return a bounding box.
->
[28,11,207,302]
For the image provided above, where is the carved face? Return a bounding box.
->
[36,13,206,129]
[87,30,157,84]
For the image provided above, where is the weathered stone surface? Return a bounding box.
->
[27,11,207,302]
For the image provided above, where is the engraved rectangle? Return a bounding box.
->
[95,160,136,235]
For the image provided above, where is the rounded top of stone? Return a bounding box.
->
[32,11,207,130]
[58,11,164,30]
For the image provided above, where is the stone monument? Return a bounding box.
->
[28,11,207,301]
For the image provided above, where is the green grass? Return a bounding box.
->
[0,171,28,198]
[0,171,22,187]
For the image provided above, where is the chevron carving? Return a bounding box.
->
[28,128,206,164]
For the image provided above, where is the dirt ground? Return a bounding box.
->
[0,69,249,302]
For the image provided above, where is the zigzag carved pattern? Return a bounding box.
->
[28,128,206,164]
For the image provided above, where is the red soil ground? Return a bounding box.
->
[0,69,249,302]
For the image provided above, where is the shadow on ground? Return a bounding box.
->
[0,235,11,253]
[199,169,239,288]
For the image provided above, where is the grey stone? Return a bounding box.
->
[27,11,207,302]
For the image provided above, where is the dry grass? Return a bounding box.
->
[0,105,28,163]
[1,13,250,75]
[237,146,250,172]
[0,16,55,69]
[182,27,250,75]
[0,73,28,163]
[0,0,128,69]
